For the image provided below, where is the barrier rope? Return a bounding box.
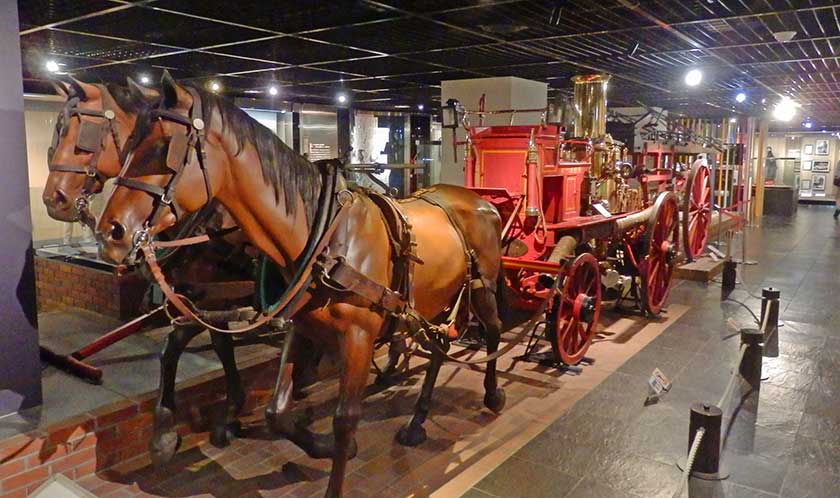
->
[672,427,706,498]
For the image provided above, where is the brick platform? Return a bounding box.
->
[0,353,279,498]
[34,256,148,320]
[0,304,686,498]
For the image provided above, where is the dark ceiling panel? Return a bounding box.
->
[315,56,445,77]
[153,0,396,33]
[60,7,268,49]
[307,17,491,53]
[15,0,840,122]
[151,52,280,76]
[18,0,115,31]
[215,36,377,65]
[21,29,175,61]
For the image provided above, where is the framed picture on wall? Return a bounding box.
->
[801,179,811,190]
[803,160,812,171]
[794,161,801,172]
[801,190,812,197]
[813,174,826,191]
[816,139,829,156]
[814,160,830,172]
[804,144,814,155]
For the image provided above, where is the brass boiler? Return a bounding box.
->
[572,74,626,210]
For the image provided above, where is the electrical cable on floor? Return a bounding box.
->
[722,295,760,324]
[672,427,706,498]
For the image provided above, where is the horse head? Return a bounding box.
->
[97,71,229,265]
[42,76,158,223]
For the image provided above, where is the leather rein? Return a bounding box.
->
[48,95,123,229]
[114,90,349,334]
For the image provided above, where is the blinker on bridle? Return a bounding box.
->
[48,95,123,220]
[114,87,214,262]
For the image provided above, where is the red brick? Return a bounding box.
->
[2,487,27,498]
[0,434,44,462]
[95,404,139,429]
[0,457,26,480]
[1,466,48,493]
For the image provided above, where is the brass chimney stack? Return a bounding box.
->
[572,74,610,138]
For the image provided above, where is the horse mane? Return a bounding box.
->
[132,85,321,222]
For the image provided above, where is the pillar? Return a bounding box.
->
[0,0,42,416]
[336,107,351,161]
[752,119,769,225]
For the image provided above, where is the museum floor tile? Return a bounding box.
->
[8,206,840,498]
[463,205,840,498]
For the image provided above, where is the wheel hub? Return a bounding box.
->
[660,241,677,264]
[574,294,597,323]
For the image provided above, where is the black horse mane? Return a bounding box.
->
[132,85,321,223]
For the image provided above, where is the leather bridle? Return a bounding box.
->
[48,95,123,226]
[113,87,214,263]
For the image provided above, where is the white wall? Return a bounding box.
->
[440,77,547,185]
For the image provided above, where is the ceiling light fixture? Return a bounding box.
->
[803,120,813,129]
[210,81,221,92]
[45,60,60,73]
[418,104,424,111]
[772,31,796,43]
[684,69,702,87]
[139,75,151,84]
[729,117,737,123]
[735,92,746,103]
[268,85,279,96]
[337,93,347,104]
[772,96,798,122]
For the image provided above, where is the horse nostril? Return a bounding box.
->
[53,189,68,207]
[110,221,126,241]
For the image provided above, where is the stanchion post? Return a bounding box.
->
[760,287,780,357]
[739,328,764,390]
[688,403,723,478]
[721,260,737,298]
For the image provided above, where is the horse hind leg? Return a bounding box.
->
[208,331,246,447]
[472,280,506,413]
[150,323,205,467]
[396,345,444,447]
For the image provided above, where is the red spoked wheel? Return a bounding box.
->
[639,192,680,316]
[682,161,712,261]
[549,253,602,365]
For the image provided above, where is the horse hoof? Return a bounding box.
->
[210,420,241,448]
[149,431,181,467]
[484,388,506,413]
[374,373,399,387]
[395,424,426,447]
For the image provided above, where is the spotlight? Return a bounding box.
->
[729,117,737,123]
[268,85,279,96]
[684,69,702,87]
[418,104,424,111]
[45,60,60,73]
[771,96,798,122]
[337,93,347,104]
[210,81,221,92]
[761,98,766,104]
[735,92,746,103]
[139,75,151,85]
[803,120,813,129]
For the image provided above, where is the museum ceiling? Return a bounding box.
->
[18,0,840,125]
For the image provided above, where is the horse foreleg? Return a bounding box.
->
[396,346,444,447]
[150,323,204,467]
[473,285,506,413]
[209,331,245,447]
[374,335,407,386]
[325,325,373,498]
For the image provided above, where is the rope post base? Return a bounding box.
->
[678,403,729,481]
[739,328,764,391]
[760,287,780,357]
[721,259,737,298]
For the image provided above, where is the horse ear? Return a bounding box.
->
[51,79,70,99]
[160,70,192,111]
[63,76,101,102]
[126,77,160,104]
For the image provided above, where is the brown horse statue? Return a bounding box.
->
[41,77,262,460]
[96,72,506,498]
